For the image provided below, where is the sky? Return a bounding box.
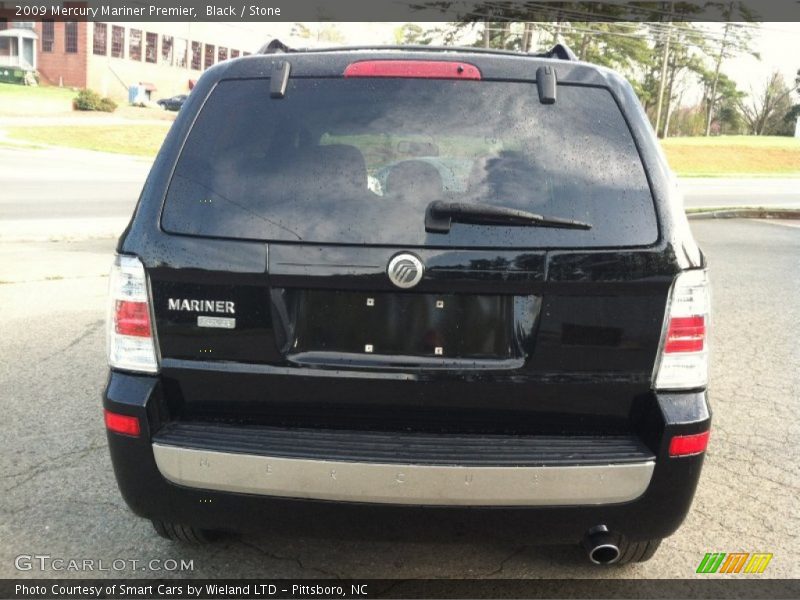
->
[724,22,799,94]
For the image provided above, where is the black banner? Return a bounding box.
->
[2,579,800,600]
[4,0,800,22]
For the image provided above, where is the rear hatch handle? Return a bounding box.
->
[425,200,592,233]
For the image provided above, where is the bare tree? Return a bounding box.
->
[738,71,799,135]
[703,3,760,135]
[521,22,533,52]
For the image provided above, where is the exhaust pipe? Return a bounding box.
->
[583,525,621,565]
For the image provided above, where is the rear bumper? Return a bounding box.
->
[103,370,710,542]
[153,443,654,506]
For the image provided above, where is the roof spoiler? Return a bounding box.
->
[255,40,578,62]
[258,39,294,54]
[537,43,577,61]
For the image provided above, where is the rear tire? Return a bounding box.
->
[615,538,662,564]
[151,520,219,544]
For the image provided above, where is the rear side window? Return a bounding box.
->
[162,77,657,248]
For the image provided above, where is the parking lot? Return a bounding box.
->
[1,216,797,581]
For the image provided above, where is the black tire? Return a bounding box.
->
[615,538,662,564]
[151,520,219,544]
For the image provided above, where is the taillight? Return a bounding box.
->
[115,300,152,337]
[664,316,705,353]
[107,255,157,373]
[654,270,709,390]
[104,409,141,437]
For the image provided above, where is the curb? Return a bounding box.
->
[686,208,800,220]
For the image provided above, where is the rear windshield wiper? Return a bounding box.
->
[425,200,592,233]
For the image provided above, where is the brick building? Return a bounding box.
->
[1,20,268,100]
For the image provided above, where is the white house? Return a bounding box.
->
[0,26,38,72]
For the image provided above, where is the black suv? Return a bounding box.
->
[104,43,711,565]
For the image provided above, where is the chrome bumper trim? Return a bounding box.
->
[152,444,654,506]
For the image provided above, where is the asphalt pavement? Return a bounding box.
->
[0,219,797,580]
[0,147,148,241]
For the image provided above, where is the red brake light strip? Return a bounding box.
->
[344,60,481,80]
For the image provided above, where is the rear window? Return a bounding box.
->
[162,77,657,248]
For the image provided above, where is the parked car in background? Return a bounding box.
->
[157,94,188,111]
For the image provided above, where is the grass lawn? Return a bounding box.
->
[0,82,76,116]
[5,124,171,156]
[662,135,800,177]
[0,82,176,121]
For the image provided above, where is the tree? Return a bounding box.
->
[785,103,800,132]
[668,105,707,137]
[638,22,711,137]
[776,68,800,135]
[699,71,745,134]
[659,24,711,137]
[706,0,760,136]
[738,71,799,135]
[562,22,651,73]
[716,103,744,134]
[702,2,760,135]
[394,24,435,45]
[290,23,311,39]
[467,21,527,51]
[290,23,345,44]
